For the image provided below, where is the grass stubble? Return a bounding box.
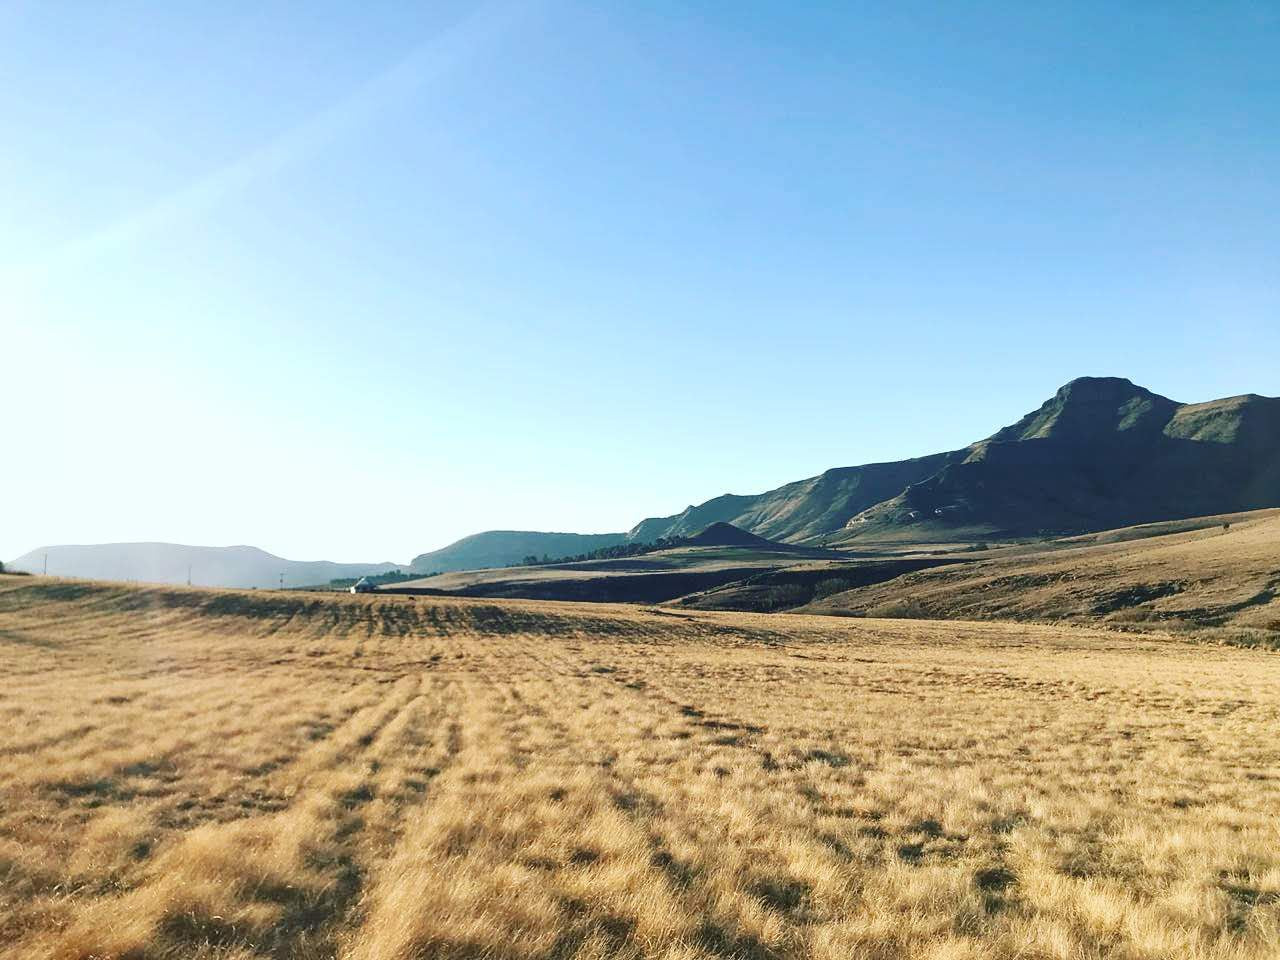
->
[0,576,1278,959]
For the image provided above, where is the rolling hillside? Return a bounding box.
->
[409,531,627,574]
[5,543,398,590]
[390,525,845,603]
[800,508,1280,644]
[673,557,967,613]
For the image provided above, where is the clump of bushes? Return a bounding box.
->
[811,577,856,600]
[513,537,691,567]
[864,599,931,619]
[755,584,809,608]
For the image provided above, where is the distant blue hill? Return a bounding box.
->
[6,543,398,589]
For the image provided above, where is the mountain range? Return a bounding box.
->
[411,376,1280,570]
[5,543,398,590]
[10,377,1279,584]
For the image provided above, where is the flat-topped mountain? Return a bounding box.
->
[849,379,1280,539]
[630,377,1280,545]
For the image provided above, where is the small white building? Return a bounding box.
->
[349,577,376,594]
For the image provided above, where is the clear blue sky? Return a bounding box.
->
[4,1,1278,563]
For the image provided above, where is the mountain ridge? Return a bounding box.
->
[845,378,1280,539]
[6,543,398,590]
[409,531,627,574]
[628,377,1280,547]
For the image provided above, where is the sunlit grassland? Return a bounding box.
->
[1,576,1278,959]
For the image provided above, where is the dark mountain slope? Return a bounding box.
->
[685,522,782,548]
[628,451,962,544]
[849,379,1280,538]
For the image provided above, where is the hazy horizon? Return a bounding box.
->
[6,2,1278,563]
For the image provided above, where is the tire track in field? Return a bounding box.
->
[339,672,513,960]
[36,671,455,960]
[429,636,744,956]
[536,645,787,958]
[254,673,465,960]
[341,652,690,960]
[522,637,854,959]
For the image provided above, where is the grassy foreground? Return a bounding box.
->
[2,576,1279,959]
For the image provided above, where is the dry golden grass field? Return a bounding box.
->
[2,575,1279,960]
[802,511,1280,647]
